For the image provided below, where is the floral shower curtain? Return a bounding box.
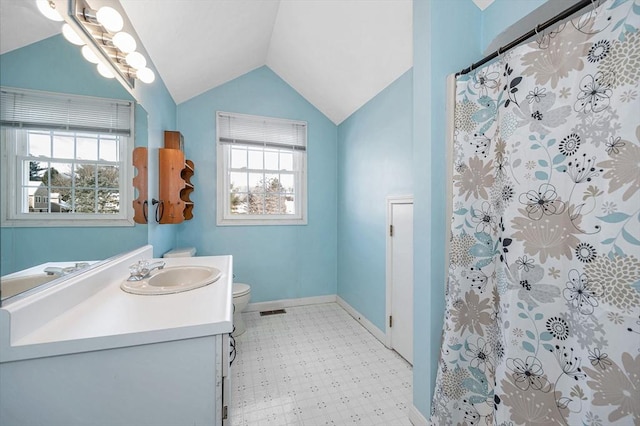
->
[431,0,639,424]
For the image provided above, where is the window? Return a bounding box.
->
[216,111,307,225]
[1,87,134,227]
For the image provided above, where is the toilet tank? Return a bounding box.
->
[163,247,196,258]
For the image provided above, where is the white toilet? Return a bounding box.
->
[163,247,251,337]
[163,247,197,258]
[232,283,251,337]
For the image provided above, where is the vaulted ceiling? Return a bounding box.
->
[1,0,493,124]
[1,0,413,124]
[119,0,413,124]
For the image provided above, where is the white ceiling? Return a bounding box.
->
[1,1,416,124]
[0,1,61,55]
[120,0,413,124]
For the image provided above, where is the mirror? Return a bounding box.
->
[0,1,149,301]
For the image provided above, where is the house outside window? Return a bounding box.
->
[216,111,307,225]
[1,87,133,227]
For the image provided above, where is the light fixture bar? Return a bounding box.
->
[66,0,138,88]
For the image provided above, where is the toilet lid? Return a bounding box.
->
[233,283,250,297]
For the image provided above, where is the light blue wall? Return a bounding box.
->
[0,34,177,274]
[134,53,178,259]
[336,70,413,331]
[0,35,130,99]
[411,0,547,419]
[0,35,146,275]
[412,0,483,417]
[412,0,435,418]
[175,66,337,303]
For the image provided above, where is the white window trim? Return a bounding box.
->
[216,111,307,226]
[1,128,135,228]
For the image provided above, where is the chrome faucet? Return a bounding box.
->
[44,262,91,276]
[127,260,166,281]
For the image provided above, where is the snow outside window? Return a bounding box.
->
[216,111,307,226]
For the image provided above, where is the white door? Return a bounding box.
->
[388,199,413,364]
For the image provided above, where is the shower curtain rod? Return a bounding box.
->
[456,0,596,76]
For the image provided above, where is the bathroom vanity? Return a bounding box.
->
[0,245,233,426]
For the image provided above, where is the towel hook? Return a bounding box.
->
[152,198,164,223]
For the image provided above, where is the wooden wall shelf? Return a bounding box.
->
[158,131,194,224]
[132,147,148,224]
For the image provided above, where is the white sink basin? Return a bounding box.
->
[1,274,60,300]
[120,266,222,295]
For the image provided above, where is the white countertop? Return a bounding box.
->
[1,260,97,279]
[0,246,233,362]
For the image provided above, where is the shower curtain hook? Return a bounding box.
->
[534,23,546,46]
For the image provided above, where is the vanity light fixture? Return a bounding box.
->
[81,45,100,64]
[125,51,146,70]
[112,31,136,53]
[94,6,123,32]
[62,23,85,45]
[36,0,63,21]
[136,67,155,84]
[97,62,115,79]
[36,0,155,88]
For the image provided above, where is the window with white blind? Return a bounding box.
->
[216,111,307,225]
[0,87,134,227]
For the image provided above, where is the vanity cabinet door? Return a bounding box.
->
[222,333,231,425]
[215,333,231,425]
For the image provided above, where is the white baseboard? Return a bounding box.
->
[245,295,336,312]
[246,294,387,347]
[408,404,429,426]
[336,296,386,345]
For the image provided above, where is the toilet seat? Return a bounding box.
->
[233,283,250,297]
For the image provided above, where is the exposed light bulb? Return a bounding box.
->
[97,63,115,79]
[125,52,146,70]
[96,6,123,32]
[112,32,136,53]
[81,46,100,64]
[137,67,155,84]
[36,0,63,21]
[62,24,85,46]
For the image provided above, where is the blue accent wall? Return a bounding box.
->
[336,70,413,331]
[175,66,337,303]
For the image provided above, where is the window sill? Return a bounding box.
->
[216,217,307,226]
[1,217,136,228]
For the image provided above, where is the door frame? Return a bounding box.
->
[385,195,414,349]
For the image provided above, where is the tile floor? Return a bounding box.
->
[230,303,413,426]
